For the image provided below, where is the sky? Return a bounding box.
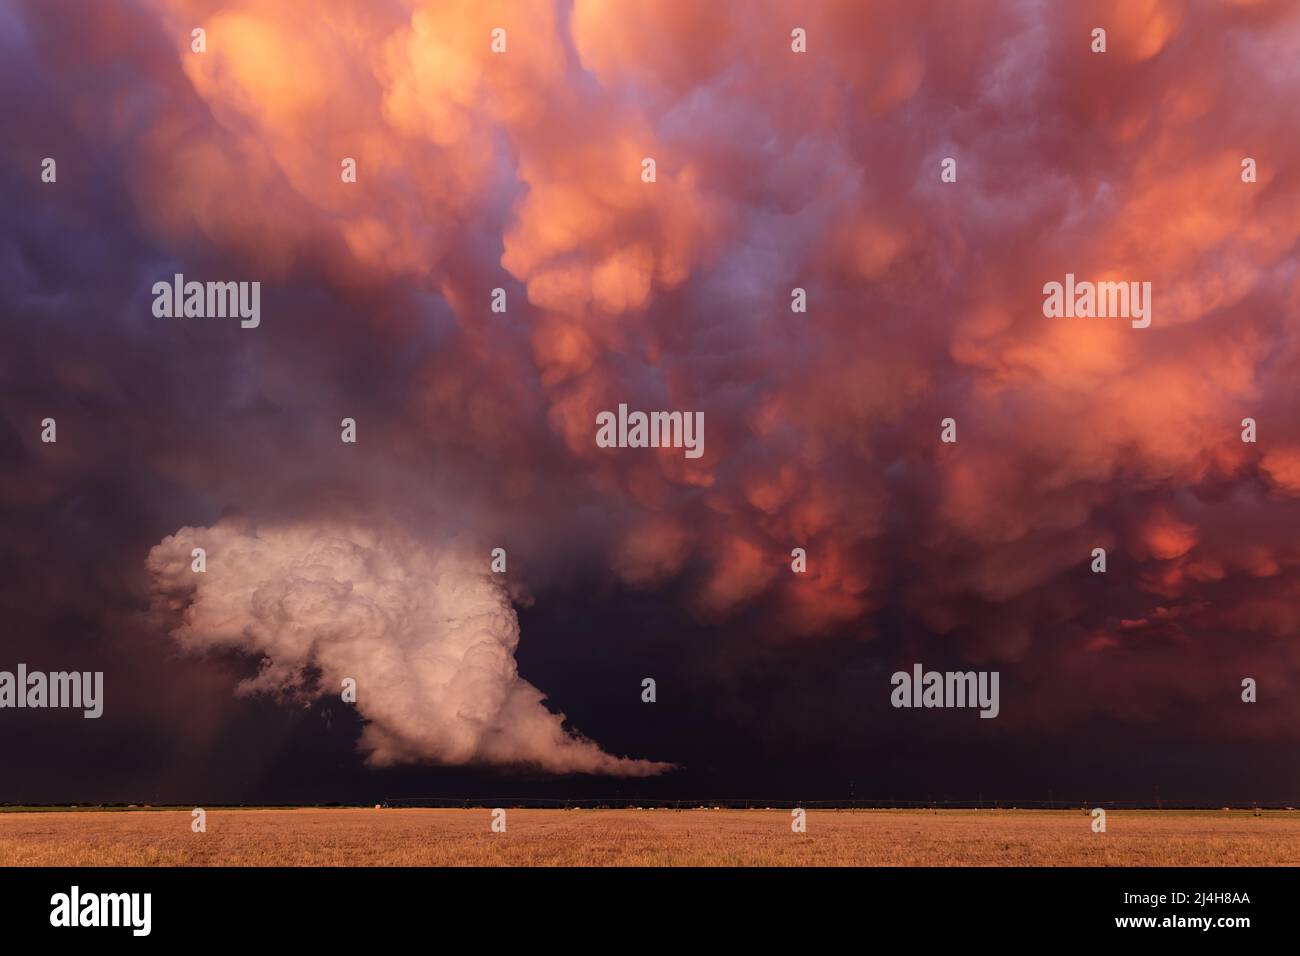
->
[3,0,1300,805]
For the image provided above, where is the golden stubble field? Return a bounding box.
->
[2,808,1298,866]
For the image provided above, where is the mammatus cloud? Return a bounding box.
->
[4,0,1300,796]
[147,521,671,775]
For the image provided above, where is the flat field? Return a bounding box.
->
[2,808,1297,866]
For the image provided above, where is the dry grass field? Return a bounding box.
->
[2,807,1298,866]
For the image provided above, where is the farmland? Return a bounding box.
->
[3,807,1298,866]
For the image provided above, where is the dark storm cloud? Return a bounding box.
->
[3,0,1300,800]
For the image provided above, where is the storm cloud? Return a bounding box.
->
[3,0,1300,799]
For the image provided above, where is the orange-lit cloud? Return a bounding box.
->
[5,0,1300,783]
